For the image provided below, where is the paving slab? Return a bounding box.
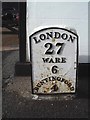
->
[2,50,88,118]
[2,76,88,118]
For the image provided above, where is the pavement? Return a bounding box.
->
[1,27,89,119]
[2,50,88,119]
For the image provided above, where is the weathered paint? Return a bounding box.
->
[30,27,78,94]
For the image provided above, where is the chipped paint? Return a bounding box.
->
[30,27,78,94]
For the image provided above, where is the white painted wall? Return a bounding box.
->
[26,1,88,63]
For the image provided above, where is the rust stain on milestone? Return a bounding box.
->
[33,77,75,94]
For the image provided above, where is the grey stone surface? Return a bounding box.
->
[2,76,88,118]
[2,50,88,118]
[2,50,19,86]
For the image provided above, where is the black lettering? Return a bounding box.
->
[36,83,41,87]
[52,76,57,81]
[40,81,44,85]
[46,32,53,39]
[68,35,76,43]
[56,43,65,55]
[57,77,61,81]
[62,57,67,63]
[44,43,54,54]
[52,66,59,74]
[34,87,39,91]
[55,58,61,63]
[33,37,40,44]
[49,76,52,81]
[67,82,72,87]
[42,58,49,63]
[43,78,48,82]
[54,32,61,39]
[49,58,54,63]
[61,33,68,40]
[64,80,68,84]
[70,87,74,91]
[61,78,65,82]
[40,80,44,85]
[40,34,46,40]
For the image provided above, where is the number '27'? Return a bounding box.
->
[44,43,65,55]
